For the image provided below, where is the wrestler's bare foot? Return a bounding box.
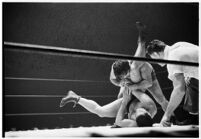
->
[60,90,80,108]
[136,21,146,32]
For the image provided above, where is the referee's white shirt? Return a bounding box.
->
[164,42,199,81]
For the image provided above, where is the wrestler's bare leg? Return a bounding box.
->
[135,21,146,58]
[60,90,123,118]
[131,89,157,118]
[131,22,147,69]
[128,22,147,82]
[78,97,122,118]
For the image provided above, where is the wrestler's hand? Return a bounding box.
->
[111,123,122,128]
[185,77,190,86]
[124,82,133,86]
[119,80,126,87]
[160,115,171,127]
[126,83,142,90]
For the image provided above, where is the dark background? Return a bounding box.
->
[3,3,199,131]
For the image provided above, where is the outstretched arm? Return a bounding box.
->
[115,88,137,127]
[115,99,127,125]
[160,73,186,126]
[147,80,169,113]
[115,101,137,127]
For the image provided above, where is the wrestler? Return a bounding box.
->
[60,89,155,127]
[60,22,168,127]
[111,22,169,116]
[59,61,157,128]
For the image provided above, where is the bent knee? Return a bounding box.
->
[98,113,106,118]
[95,108,116,118]
[97,113,114,118]
[149,103,157,117]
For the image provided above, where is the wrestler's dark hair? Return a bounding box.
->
[136,113,153,127]
[112,60,130,79]
[146,40,166,55]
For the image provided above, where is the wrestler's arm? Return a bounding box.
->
[110,66,125,87]
[117,87,125,99]
[110,70,121,87]
[110,67,129,99]
[115,89,134,127]
[115,102,138,127]
[160,73,185,126]
[127,65,153,90]
[147,81,169,112]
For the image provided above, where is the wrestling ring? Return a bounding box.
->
[4,41,199,137]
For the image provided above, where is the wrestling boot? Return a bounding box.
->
[60,90,81,108]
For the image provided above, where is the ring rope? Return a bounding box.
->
[4,41,199,67]
[4,70,167,83]
[5,77,109,83]
[5,104,177,117]
[4,87,173,98]
[5,95,116,98]
[5,112,91,116]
